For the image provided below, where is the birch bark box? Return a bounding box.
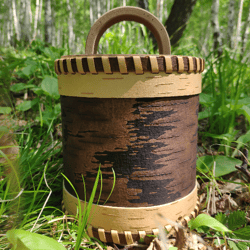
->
[54,6,205,245]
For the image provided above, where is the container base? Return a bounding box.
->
[63,183,199,245]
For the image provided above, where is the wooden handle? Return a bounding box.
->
[85,6,171,55]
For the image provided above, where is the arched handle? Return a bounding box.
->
[85,6,171,55]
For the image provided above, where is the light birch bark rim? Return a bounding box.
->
[63,182,200,245]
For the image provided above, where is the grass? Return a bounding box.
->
[0,123,64,249]
[0,120,115,249]
[199,48,250,156]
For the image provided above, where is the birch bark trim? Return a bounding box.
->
[117,56,128,74]
[111,230,120,244]
[59,60,65,74]
[188,56,194,73]
[98,228,107,243]
[124,231,134,245]
[102,56,112,74]
[57,55,204,74]
[76,58,85,74]
[58,71,201,98]
[66,59,74,74]
[133,56,143,74]
[164,56,173,73]
[87,57,97,74]
[63,183,199,244]
[149,56,159,73]
[177,56,184,73]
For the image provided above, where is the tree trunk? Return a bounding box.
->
[38,0,43,39]
[241,4,250,57]
[18,0,26,42]
[33,0,40,40]
[23,0,32,43]
[234,0,244,50]
[165,0,197,47]
[163,0,168,22]
[107,0,110,11]
[7,1,14,46]
[56,25,62,47]
[227,0,235,49]
[51,1,56,46]
[157,0,163,23]
[66,0,74,52]
[12,0,20,41]
[137,0,149,11]
[44,0,52,44]
[211,0,222,56]
[201,22,211,57]
[89,0,94,26]
[97,0,101,18]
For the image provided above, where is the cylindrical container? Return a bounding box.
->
[55,6,204,245]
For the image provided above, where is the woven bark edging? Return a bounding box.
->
[55,55,205,75]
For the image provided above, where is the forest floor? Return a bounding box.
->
[1,110,250,250]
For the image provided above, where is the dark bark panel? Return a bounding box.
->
[61,95,199,207]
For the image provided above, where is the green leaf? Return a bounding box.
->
[189,214,231,232]
[199,93,215,105]
[196,155,242,177]
[41,76,59,99]
[232,130,250,157]
[202,132,233,141]
[214,238,225,247]
[22,65,36,77]
[6,229,67,250]
[238,105,250,123]
[198,109,210,120]
[0,107,11,114]
[228,240,240,250]
[16,98,39,111]
[228,237,250,250]
[215,212,227,226]
[10,83,36,92]
[237,97,250,105]
[33,87,44,96]
[233,226,250,240]
[228,211,247,230]
[236,130,250,146]
[0,126,9,133]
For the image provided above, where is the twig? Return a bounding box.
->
[157,213,213,250]
[31,162,52,232]
[154,218,168,250]
[235,148,250,182]
[58,214,67,242]
[95,241,104,250]
[206,162,217,215]
[113,244,120,250]
[0,188,24,203]
[204,236,250,243]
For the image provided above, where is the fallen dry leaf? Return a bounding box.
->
[146,238,174,250]
[220,179,244,194]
